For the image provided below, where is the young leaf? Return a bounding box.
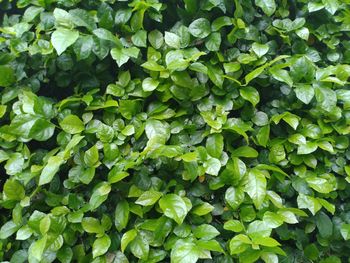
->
[51,28,79,55]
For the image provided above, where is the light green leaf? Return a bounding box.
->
[39,155,64,185]
[93,235,111,258]
[84,145,99,167]
[206,133,224,158]
[269,68,293,87]
[341,224,350,240]
[231,146,258,158]
[225,186,245,210]
[229,234,251,255]
[204,157,222,176]
[240,87,260,106]
[205,32,221,51]
[60,115,85,134]
[82,217,104,234]
[245,169,267,209]
[171,240,199,263]
[132,30,147,47]
[115,200,129,232]
[297,194,322,215]
[297,142,318,155]
[135,190,163,206]
[164,32,181,49]
[3,180,25,201]
[252,43,269,57]
[189,18,211,38]
[28,235,47,261]
[224,220,244,232]
[142,77,159,92]
[159,194,190,225]
[0,220,20,239]
[322,0,339,15]
[52,28,79,55]
[121,229,137,252]
[193,224,220,240]
[295,85,314,104]
[255,0,276,16]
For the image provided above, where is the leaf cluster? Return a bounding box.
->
[1,0,350,262]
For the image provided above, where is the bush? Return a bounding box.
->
[1,0,350,262]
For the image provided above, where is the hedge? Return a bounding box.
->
[1,0,350,262]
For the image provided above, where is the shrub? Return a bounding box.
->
[1,0,350,262]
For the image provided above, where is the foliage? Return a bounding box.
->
[0,0,350,262]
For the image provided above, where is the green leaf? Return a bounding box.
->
[255,0,276,16]
[51,28,79,55]
[81,217,104,234]
[89,182,111,210]
[4,153,24,175]
[84,145,99,167]
[145,119,170,143]
[229,234,251,255]
[269,144,285,163]
[28,235,47,261]
[269,68,293,87]
[164,32,181,49]
[296,27,310,40]
[171,240,199,263]
[205,32,221,51]
[148,30,164,49]
[252,43,269,57]
[322,0,339,14]
[306,177,333,194]
[295,85,314,104]
[0,220,20,239]
[297,194,322,215]
[39,155,64,185]
[60,115,85,134]
[257,125,270,147]
[315,86,337,112]
[189,18,211,38]
[240,87,260,106]
[93,235,111,258]
[115,200,129,232]
[253,237,281,247]
[231,146,258,158]
[224,220,244,232]
[211,16,233,31]
[159,194,190,225]
[244,64,266,85]
[93,28,120,45]
[196,239,224,253]
[135,190,163,206]
[204,157,222,176]
[3,180,25,200]
[263,212,284,228]
[245,169,267,209]
[225,186,245,210]
[129,235,149,259]
[69,8,96,31]
[142,77,159,92]
[191,202,214,216]
[193,224,220,240]
[206,133,224,158]
[340,224,350,240]
[0,66,15,87]
[132,30,147,47]
[315,212,333,238]
[247,220,272,239]
[297,142,318,155]
[16,225,33,240]
[121,229,137,252]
